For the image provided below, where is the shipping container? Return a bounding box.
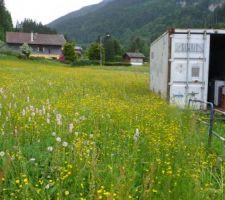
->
[150,29,225,108]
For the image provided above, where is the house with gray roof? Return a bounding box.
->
[6,32,66,58]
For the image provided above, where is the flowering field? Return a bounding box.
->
[0,55,224,200]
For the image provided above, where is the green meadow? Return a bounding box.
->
[0,55,224,200]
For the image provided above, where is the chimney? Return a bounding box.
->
[31,32,34,42]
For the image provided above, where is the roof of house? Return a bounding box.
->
[6,32,66,46]
[124,52,145,58]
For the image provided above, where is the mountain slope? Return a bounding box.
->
[48,0,225,46]
[49,0,114,30]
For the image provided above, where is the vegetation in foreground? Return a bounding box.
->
[0,56,224,199]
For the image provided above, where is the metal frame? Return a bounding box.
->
[188,99,225,156]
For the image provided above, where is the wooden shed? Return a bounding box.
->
[123,52,145,66]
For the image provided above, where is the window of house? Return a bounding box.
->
[39,47,45,53]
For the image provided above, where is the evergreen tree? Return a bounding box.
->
[0,0,13,40]
[15,19,57,34]
[103,36,123,62]
[129,37,149,58]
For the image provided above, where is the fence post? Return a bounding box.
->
[208,102,214,147]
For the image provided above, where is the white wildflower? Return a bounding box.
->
[56,137,61,143]
[79,116,86,121]
[47,146,53,152]
[22,109,26,116]
[45,184,50,189]
[42,106,46,115]
[56,114,62,125]
[46,118,50,124]
[29,158,36,162]
[51,132,56,137]
[39,110,43,115]
[62,142,68,147]
[31,112,35,117]
[0,151,5,157]
[68,123,74,133]
[29,105,34,111]
[27,96,30,103]
[14,127,18,135]
[133,128,140,143]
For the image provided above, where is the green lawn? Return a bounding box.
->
[0,56,224,199]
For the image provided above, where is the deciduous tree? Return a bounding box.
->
[63,42,76,63]
[87,42,105,62]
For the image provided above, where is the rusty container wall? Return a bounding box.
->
[150,32,170,99]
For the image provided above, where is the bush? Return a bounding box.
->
[20,43,32,59]
[71,59,100,66]
[104,62,131,66]
[0,40,5,48]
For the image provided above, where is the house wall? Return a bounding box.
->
[124,55,144,66]
[7,43,63,56]
[130,58,144,66]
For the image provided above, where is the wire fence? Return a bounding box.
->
[188,99,225,156]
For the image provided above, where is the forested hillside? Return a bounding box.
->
[48,0,225,47]
[0,0,13,41]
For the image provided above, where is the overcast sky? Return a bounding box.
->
[5,0,102,25]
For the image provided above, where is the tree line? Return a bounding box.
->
[14,19,57,34]
[62,34,147,64]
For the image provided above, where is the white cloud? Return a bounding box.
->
[5,0,102,25]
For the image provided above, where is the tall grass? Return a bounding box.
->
[0,56,224,199]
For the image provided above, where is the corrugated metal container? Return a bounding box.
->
[222,86,225,109]
[150,29,225,108]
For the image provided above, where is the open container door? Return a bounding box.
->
[169,31,210,108]
[208,33,225,108]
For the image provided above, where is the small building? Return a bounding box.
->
[123,52,145,66]
[6,32,66,59]
[150,28,225,108]
[75,46,83,57]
